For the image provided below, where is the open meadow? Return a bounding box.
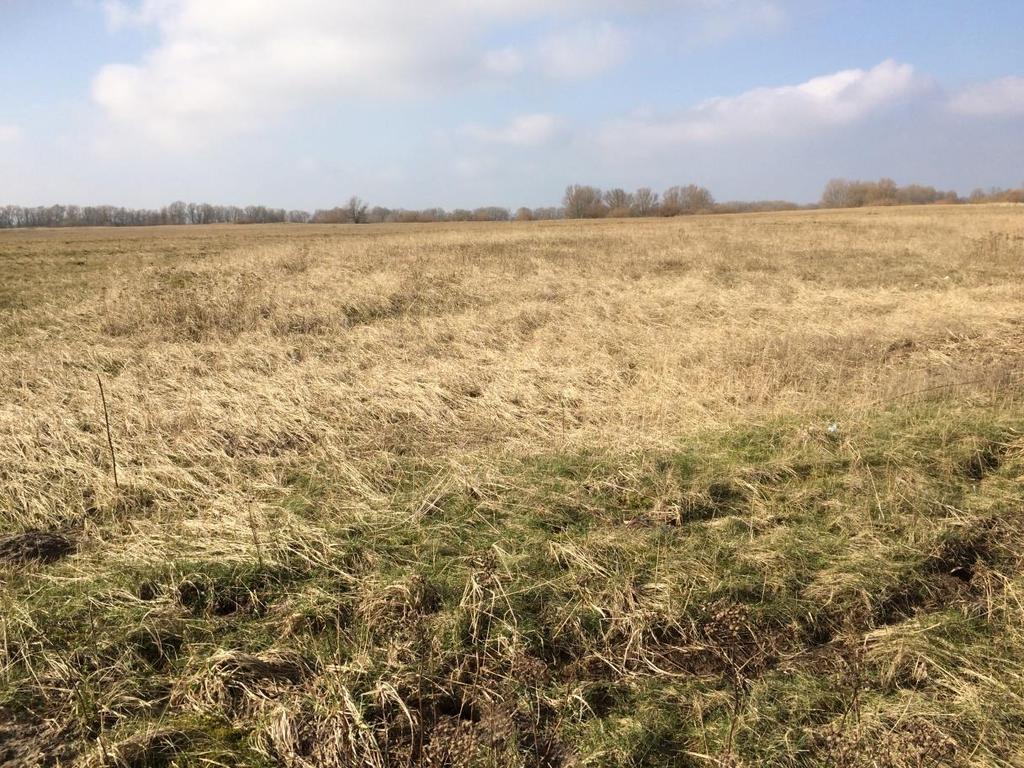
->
[2,206,1024,766]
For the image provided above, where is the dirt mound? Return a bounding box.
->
[0,718,75,768]
[0,531,76,565]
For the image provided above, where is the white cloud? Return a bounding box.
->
[92,1,662,148]
[0,124,22,143]
[482,47,526,77]
[93,1,784,148]
[949,76,1024,117]
[94,1,488,146]
[101,0,171,30]
[482,21,630,81]
[687,0,784,47]
[600,60,928,149]
[462,114,563,147]
[536,22,629,80]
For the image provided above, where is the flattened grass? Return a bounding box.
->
[2,208,1024,765]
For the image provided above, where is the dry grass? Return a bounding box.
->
[1,206,1023,766]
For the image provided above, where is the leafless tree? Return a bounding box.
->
[820,178,961,209]
[603,188,633,214]
[632,187,659,217]
[346,196,368,224]
[563,184,606,219]
[662,184,715,215]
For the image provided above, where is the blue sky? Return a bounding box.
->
[1,1,1022,209]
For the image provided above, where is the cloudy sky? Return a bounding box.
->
[2,0,1022,209]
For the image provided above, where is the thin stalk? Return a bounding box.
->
[97,374,119,490]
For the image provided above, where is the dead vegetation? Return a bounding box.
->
[0,531,76,565]
[1,206,1024,766]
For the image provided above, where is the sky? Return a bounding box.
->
[1,0,1022,209]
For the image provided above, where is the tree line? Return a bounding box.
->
[821,178,1024,208]
[2,180,1021,229]
[0,202,296,229]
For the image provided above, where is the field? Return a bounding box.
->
[2,206,1024,767]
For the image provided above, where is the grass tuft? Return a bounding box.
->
[2,209,1024,764]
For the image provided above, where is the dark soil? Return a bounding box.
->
[0,531,76,565]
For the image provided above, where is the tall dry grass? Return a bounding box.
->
[2,208,1022,533]
[1,206,1023,766]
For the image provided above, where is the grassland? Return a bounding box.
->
[1,206,1023,767]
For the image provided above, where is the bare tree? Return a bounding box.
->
[166,201,188,225]
[472,207,510,221]
[603,188,634,217]
[820,178,962,209]
[875,177,898,204]
[563,184,606,219]
[662,185,714,215]
[632,187,659,217]
[346,196,368,223]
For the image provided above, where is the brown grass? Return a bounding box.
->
[1,206,1023,766]
[3,210,1022,520]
